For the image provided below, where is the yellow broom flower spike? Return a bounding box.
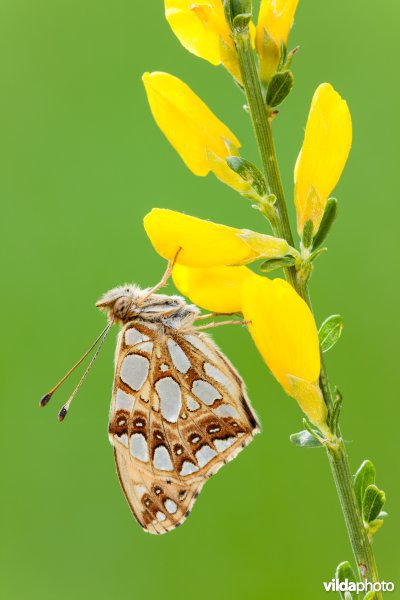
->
[294,83,352,234]
[142,72,248,191]
[256,0,299,82]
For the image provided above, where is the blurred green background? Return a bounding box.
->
[1,1,398,598]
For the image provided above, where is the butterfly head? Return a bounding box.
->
[96,284,197,324]
[96,285,143,321]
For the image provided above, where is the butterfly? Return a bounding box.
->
[41,262,260,534]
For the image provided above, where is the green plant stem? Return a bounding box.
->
[234,28,382,593]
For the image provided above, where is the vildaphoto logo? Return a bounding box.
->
[323,579,395,593]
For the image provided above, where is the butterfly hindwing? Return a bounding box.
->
[109,319,260,533]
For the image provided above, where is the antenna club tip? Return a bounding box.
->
[58,407,68,422]
[40,393,53,407]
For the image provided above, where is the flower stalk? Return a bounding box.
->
[233,21,382,593]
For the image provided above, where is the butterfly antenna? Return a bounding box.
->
[57,319,114,422]
[39,321,112,408]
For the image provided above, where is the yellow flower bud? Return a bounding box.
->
[143,209,259,267]
[241,275,321,396]
[142,72,243,186]
[294,83,352,234]
[165,0,242,81]
[172,264,256,313]
[256,0,299,82]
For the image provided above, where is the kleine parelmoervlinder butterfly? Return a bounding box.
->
[41,260,260,534]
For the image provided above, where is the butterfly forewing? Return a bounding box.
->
[109,318,259,534]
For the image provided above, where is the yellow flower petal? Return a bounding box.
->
[165,0,243,80]
[256,0,299,48]
[294,83,352,233]
[144,209,258,267]
[142,71,241,177]
[172,264,256,313]
[241,276,320,391]
[165,0,223,66]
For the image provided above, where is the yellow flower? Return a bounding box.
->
[172,264,255,313]
[294,83,352,234]
[241,276,327,427]
[144,209,259,267]
[164,0,242,81]
[144,208,294,267]
[256,0,299,82]
[142,72,249,192]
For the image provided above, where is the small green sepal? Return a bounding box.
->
[328,388,343,435]
[266,70,294,107]
[319,315,343,353]
[354,460,376,511]
[362,484,386,524]
[227,156,267,197]
[260,256,297,273]
[313,198,338,249]
[302,219,314,249]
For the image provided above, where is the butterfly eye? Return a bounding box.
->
[113,297,132,319]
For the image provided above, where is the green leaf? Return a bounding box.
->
[302,219,314,249]
[354,460,376,511]
[319,315,343,353]
[260,256,297,273]
[313,198,338,249]
[227,156,267,198]
[335,562,358,600]
[336,561,357,583]
[363,592,378,600]
[266,71,294,107]
[362,484,386,523]
[290,430,323,448]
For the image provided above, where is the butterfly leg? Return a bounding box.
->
[195,312,238,321]
[196,319,251,331]
[142,249,182,299]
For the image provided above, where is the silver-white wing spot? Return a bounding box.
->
[153,445,174,471]
[186,396,200,412]
[180,461,199,476]
[120,355,149,391]
[115,388,134,412]
[155,377,182,423]
[125,328,150,345]
[192,380,222,406]
[214,437,236,452]
[196,445,217,467]
[167,339,191,374]
[164,499,178,514]
[130,433,149,463]
[156,511,166,522]
[204,363,235,394]
[137,341,154,354]
[214,404,240,419]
